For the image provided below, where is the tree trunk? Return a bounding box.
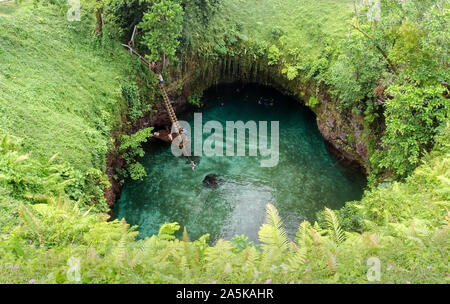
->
[94,8,103,35]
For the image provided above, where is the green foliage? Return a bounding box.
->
[1,153,448,283]
[0,2,144,170]
[328,0,449,178]
[119,128,154,161]
[267,45,280,66]
[158,222,180,240]
[139,0,184,64]
[1,0,449,285]
[371,84,448,178]
[106,0,149,40]
[270,26,284,41]
[329,37,386,110]
[127,162,147,180]
[335,203,365,233]
[181,0,449,181]
[258,203,289,252]
[282,64,299,80]
[324,207,345,244]
[181,0,222,25]
[213,38,228,56]
[119,128,154,180]
[230,235,254,253]
[185,0,352,60]
[63,167,110,212]
[306,96,319,108]
[187,92,203,107]
[0,135,109,230]
[121,82,142,122]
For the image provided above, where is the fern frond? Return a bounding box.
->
[325,249,337,275]
[287,241,306,268]
[19,203,43,237]
[158,222,180,241]
[128,250,142,269]
[296,221,312,246]
[258,203,289,251]
[324,207,345,244]
[309,226,322,246]
[112,233,128,266]
[182,226,190,243]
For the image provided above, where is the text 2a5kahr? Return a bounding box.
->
[220,288,274,299]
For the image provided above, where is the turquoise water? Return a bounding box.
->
[114,84,366,243]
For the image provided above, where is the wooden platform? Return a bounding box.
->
[153,130,178,143]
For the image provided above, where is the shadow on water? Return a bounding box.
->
[114,83,366,243]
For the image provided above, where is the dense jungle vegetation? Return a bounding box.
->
[0,0,448,283]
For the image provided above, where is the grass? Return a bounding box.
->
[225,0,352,49]
[0,1,141,170]
[189,0,353,59]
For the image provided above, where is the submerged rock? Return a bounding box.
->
[202,174,223,189]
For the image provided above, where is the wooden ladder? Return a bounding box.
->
[160,82,182,134]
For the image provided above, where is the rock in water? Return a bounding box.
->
[202,174,223,189]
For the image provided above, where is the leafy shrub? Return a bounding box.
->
[270,26,284,41]
[231,235,255,253]
[121,82,142,122]
[267,45,281,66]
[139,0,184,63]
[213,39,228,56]
[119,128,154,180]
[128,162,147,180]
[63,168,110,212]
[371,84,448,178]
[306,96,319,108]
[187,92,203,107]
[282,64,299,80]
